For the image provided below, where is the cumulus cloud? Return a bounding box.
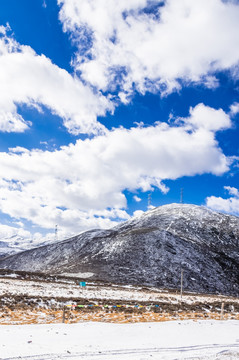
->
[230,102,239,116]
[0,111,30,133]
[224,186,239,197]
[0,222,67,251]
[58,0,239,98]
[184,104,231,131]
[133,195,142,202]
[0,224,32,240]
[0,103,232,233]
[1,1,238,136]
[206,186,239,215]
[0,27,112,135]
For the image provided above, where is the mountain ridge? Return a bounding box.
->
[0,203,238,296]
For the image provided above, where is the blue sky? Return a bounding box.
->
[0,0,239,242]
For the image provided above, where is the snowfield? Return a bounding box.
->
[1,320,239,360]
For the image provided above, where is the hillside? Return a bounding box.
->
[0,204,239,296]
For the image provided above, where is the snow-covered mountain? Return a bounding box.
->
[0,235,55,258]
[0,204,238,296]
[0,235,25,258]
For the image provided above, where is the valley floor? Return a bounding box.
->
[1,272,239,359]
[0,273,239,325]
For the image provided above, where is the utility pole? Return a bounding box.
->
[180,188,184,204]
[55,224,58,242]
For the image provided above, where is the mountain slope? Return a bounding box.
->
[0,204,239,295]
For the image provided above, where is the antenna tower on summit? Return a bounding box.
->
[180,188,184,204]
[55,224,58,241]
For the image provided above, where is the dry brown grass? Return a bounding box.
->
[1,308,239,325]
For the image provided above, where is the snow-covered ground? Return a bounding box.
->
[1,277,238,304]
[0,277,164,302]
[1,320,239,360]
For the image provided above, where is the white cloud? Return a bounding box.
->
[184,104,231,131]
[0,111,31,133]
[58,0,239,97]
[230,102,239,116]
[1,2,238,136]
[0,222,68,250]
[133,195,142,202]
[0,28,112,135]
[206,186,239,214]
[0,103,232,233]
[0,224,32,240]
[224,186,239,197]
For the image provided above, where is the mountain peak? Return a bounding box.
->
[0,203,238,296]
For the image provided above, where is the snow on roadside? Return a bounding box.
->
[0,320,239,360]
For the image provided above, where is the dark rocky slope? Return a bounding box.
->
[0,204,239,295]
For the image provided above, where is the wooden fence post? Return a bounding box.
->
[62,306,66,323]
[220,303,224,320]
